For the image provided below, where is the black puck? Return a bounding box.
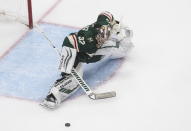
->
[65,123,71,127]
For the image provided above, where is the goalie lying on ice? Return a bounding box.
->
[40,11,133,109]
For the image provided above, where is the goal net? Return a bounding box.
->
[0,0,33,28]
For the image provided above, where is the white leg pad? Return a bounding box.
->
[58,46,77,74]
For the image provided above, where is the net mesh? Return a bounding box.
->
[0,0,30,27]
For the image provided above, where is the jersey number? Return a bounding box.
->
[78,36,86,45]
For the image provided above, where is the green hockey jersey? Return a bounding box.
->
[62,16,114,65]
[62,23,100,54]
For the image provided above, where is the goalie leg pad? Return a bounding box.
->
[58,46,77,74]
[51,74,80,103]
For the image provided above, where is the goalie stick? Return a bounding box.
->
[71,68,116,99]
[35,25,116,100]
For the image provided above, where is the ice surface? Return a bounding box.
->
[1,0,191,131]
[0,23,123,101]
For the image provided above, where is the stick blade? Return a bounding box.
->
[94,91,116,99]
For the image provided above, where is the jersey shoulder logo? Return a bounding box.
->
[87,37,94,43]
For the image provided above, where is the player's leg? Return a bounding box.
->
[40,63,84,109]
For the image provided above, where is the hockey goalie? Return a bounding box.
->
[40,11,133,109]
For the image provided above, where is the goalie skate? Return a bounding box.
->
[40,93,59,109]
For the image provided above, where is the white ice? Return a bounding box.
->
[0,0,191,131]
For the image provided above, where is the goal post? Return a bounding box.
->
[27,0,33,28]
[0,0,33,28]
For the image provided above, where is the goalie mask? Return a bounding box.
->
[96,25,111,48]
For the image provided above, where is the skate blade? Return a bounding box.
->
[39,100,57,110]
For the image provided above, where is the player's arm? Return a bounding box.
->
[74,52,103,65]
[94,24,134,59]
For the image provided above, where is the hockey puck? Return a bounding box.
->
[65,123,71,127]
